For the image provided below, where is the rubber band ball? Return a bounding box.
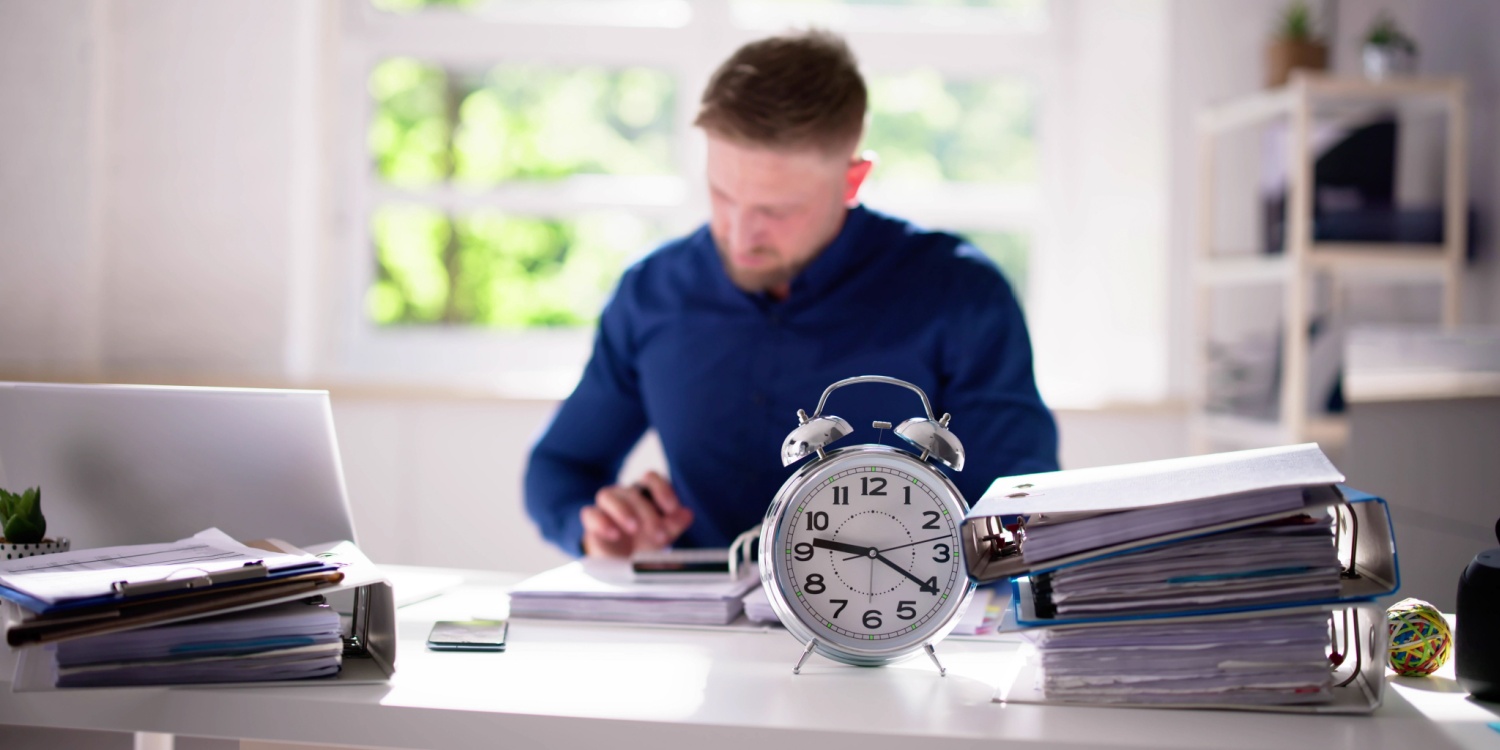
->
[1385,597,1452,676]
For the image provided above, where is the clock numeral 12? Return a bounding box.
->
[860,476,887,496]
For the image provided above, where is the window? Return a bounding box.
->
[337,0,1053,392]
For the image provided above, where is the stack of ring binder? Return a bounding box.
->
[961,444,1399,713]
[0,529,396,690]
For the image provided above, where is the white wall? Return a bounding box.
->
[0,0,327,379]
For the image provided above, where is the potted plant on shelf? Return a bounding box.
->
[1267,1,1328,88]
[1362,12,1418,79]
[0,486,70,560]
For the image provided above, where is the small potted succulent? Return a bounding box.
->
[1362,12,1418,79]
[1266,1,1328,88]
[0,486,70,560]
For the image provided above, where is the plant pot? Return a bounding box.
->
[0,537,71,561]
[1266,39,1328,88]
[1362,43,1417,79]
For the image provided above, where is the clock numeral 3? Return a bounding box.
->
[921,510,941,530]
[805,511,829,531]
[932,543,950,563]
[862,610,882,630]
[830,599,848,618]
[793,542,814,561]
[831,486,848,505]
[860,476,887,496]
[804,573,826,594]
[897,601,916,620]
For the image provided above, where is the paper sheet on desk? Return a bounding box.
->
[0,528,320,605]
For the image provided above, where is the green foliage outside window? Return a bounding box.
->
[368,207,655,328]
[365,54,1035,328]
[866,71,1035,184]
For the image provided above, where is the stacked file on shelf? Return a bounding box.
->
[52,601,344,688]
[508,559,760,626]
[961,444,1399,713]
[0,529,397,690]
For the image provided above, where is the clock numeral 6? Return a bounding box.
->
[897,601,916,620]
[932,543,950,563]
[805,511,829,531]
[830,599,848,618]
[804,573,826,594]
[863,610,882,630]
[793,542,814,561]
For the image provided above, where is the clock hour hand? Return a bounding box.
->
[871,552,939,594]
[812,537,873,558]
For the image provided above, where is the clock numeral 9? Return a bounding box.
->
[793,542,814,561]
[830,599,848,618]
[805,511,829,531]
[922,511,941,530]
[932,543,950,563]
[863,610,882,630]
[804,573,826,594]
[831,486,848,505]
[860,476,887,496]
[897,601,916,620]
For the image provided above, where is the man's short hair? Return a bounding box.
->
[695,30,867,156]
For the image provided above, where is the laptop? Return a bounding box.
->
[0,382,358,550]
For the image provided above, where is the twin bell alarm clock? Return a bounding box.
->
[757,375,977,674]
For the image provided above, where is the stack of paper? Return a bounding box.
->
[1023,611,1334,706]
[1033,515,1341,618]
[52,601,343,688]
[508,559,760,626]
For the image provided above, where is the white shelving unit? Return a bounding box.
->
[1192,73,1468,453]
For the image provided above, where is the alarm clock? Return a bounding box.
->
[758,375,977,674]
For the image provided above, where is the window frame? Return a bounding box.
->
[333,0,1061,395]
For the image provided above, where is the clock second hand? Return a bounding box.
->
[841,534,951,561]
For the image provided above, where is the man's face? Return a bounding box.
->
[705,135,862,297]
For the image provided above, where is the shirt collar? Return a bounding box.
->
[785,204,873,303]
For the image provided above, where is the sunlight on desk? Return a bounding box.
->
[387,641,713,720]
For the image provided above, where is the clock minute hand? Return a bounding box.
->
[871,552,939,594]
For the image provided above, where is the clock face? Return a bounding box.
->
[765,446,970,659]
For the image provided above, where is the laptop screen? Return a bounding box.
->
[0,383,358,549]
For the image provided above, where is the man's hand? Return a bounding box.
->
[580,470,694,558]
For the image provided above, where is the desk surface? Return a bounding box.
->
[2,566,1498,750]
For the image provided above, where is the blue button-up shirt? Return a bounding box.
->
[524,205,1058,554]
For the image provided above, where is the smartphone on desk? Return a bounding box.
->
[426,619,508,652]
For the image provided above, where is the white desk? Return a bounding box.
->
[2,567,1497,750]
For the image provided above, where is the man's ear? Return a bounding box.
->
[843,153,875,205]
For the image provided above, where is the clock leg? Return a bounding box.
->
[792,639,818,674]
[923,642,947,676]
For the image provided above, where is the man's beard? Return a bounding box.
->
[713,236,801,294]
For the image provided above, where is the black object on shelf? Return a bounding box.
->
[1455,518,1500,703]
[1262,117,1480,258]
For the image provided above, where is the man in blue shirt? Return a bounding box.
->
[525,31,1058,558]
